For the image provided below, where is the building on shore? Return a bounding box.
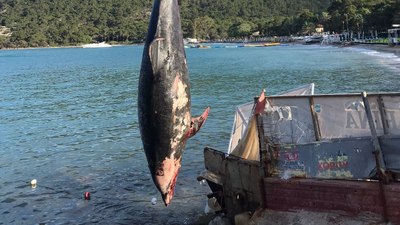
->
[388,27,399,46]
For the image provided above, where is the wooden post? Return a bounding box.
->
[361,92,389,222]
[253,93,269,209]
[377,95,389,135]
[361,92,387,174]
[309,96,321,141]
[256,113,268,209]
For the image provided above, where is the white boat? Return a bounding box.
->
[81,42,112,48]
[184,38,199,44]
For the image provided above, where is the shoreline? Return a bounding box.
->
[0,43,140,51]
[1,42,399,54]
[347,43,400,56]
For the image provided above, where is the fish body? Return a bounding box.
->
[138,0,209,206]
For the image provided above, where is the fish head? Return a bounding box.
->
[153,156,182,206]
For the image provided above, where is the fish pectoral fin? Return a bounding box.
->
[186,107,210,138]
[148,37,165,73]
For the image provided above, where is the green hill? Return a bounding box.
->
[0,0,398,48]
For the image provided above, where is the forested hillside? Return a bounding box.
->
[0,0,398,48]
[0,0,152,47]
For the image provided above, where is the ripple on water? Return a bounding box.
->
[1,198,16,203]
[14,202,28,208]
[1,45,399,224]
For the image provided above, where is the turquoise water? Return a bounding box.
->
[0,45,399,224]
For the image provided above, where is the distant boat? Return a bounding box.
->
[244,43,264,47]
[244,42,281,47]
[81,42,112,48]
[184,38,199,44]
[304,35,323,44]
[263,42,280,47]
[184,44,210,49]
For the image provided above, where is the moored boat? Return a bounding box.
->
[304,35,323,44]
[263,42,281,47]
[184,44,211,49]
[81,42,112,48]
[243,42,281,47]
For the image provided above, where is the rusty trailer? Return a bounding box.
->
[199,89,400,224]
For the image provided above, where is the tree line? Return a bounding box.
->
[0,0,399,48]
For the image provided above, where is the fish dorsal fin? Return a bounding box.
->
[186,107,210,138]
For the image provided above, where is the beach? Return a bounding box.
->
[351,43,400,56]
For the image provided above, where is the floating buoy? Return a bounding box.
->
[84,192,91,200]
[31,179,37,188]
[151,197,157,205]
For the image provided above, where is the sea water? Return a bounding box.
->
[0,44,399,224]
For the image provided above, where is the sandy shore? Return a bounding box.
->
[350,43,400,56]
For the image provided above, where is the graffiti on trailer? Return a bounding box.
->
[344,100,400,130]
[283,151,299,161]
[279,150,306,179]
[346,110,399,130]
[317,151,353,178]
